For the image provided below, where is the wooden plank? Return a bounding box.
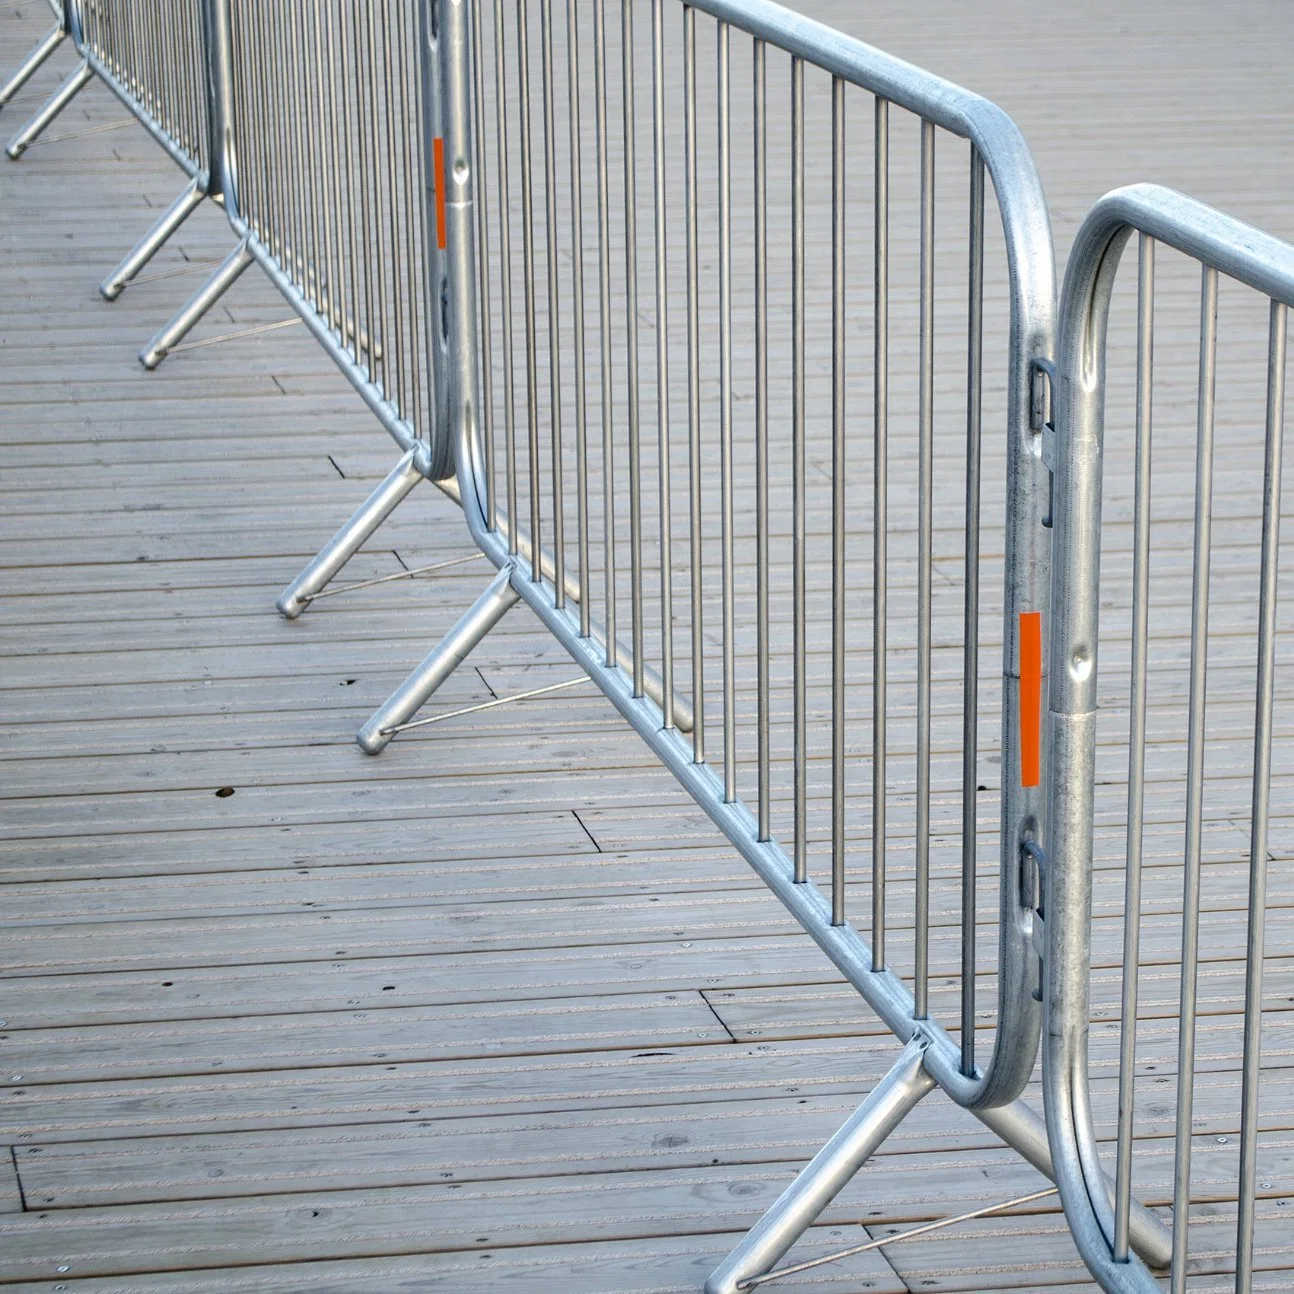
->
[0,1151,22,1215]
[0,1235,904,1293]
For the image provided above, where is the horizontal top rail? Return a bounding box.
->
[688,0,1055,352]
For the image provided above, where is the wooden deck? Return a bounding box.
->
[3,1,1294,1290]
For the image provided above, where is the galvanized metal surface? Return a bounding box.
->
[4,1,1294,1290]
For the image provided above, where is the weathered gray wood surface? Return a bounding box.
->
[3,0,1294,1289]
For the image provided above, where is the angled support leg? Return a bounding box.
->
[5,57,91,159]
[0,24,67,113]
[139,238,254,370]
[101,178,206,301]
[705,1037,936,1294]
[357,563,520,755]
[277,447,426,619]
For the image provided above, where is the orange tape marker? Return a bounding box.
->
[433,136,447,250]
[1019,611,1042,788]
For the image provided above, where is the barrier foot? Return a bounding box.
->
[101,178,206,301]
[357,564,520,755]
[277,447,426,619]
[0,24,66,113]
[705,1037,936,1294]
[5,57,91,159]
[139,238,254,369]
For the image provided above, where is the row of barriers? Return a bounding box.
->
[4,2,1292,1290]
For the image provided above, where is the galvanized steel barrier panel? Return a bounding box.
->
[405,2,1172,1288]
[223,0,434,464]
[2,0,229,303]
[1045,186,1294,1292]
[75,0,210,179]
[208,0,448,622]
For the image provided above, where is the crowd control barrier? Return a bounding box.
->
[1044,186,1294,1292]
[0,2,452,617]
[7,1,1294,1289]
[408,3,1174,1290]
[2,0,233,304]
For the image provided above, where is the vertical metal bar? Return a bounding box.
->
[791,57,806,881]
[685,4,705,763]
[916,118,935,1001]
[873,96,891,975]
[623,0,645,696]
[1114,232,1155,1264]
[1171,263,1218,1293]
[754,37,769,833]
[568,0,590,637]
[471,0,496,524]
[718,19,735,801]
[594,0,616,666]
[960,146,984,1076]
[405,0,430,439]
[1235,299,1287,1291]
[517,0,543,577]
[652,0,675,726]
[540,0,566,608]
[830,76,846,926]
[355,7,379,372]
[493,0,518,550]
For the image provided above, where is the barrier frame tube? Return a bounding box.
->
[1046,183,1294,1292]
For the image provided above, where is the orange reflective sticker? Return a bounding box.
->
[1019,611,1042,788]
[433,136,447,251]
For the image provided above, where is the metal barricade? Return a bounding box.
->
[132,0,451,621]
[3,0,452,617]
[3,0,230,304]
[392,2,1173,1288]
[1045,186,1294,1291]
